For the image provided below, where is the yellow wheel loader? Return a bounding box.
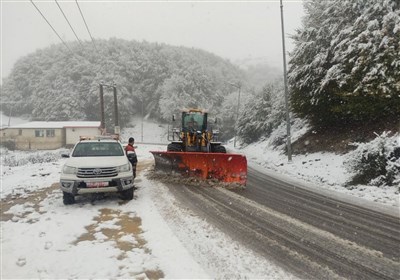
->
[151,109,247,185]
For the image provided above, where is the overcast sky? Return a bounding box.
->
[1,0,304,82]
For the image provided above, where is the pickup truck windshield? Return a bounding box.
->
[72,142,124,157]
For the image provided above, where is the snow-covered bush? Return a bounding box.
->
[344,132,400,187]
[2,149,61,167]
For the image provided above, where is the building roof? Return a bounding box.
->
[7,121,101,129]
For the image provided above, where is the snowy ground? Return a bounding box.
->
[1,117,398,278]
[1,145,296,279]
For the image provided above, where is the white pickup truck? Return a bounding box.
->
[60,138,135,205]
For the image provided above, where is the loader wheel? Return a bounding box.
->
[212,145,226,153]
[167,143,183,152]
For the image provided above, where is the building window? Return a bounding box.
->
[19,129,22,136]
[35,130,44,137]
[46,129,55,137]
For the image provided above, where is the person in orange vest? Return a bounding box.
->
[125,137,137,178]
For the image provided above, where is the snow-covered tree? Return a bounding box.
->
[289,0,400,126]
[237,81,286,144]
[158,62,227,120]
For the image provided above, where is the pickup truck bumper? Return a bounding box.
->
[60,177,134,195]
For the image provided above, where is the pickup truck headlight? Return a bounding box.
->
[117,163,130,173]
[62,165,77,174]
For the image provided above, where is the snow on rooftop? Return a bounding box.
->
[7,121,101,129]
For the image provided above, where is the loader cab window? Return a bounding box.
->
[182,113,205,131]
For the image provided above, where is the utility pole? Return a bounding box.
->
[280,0,292,161]
[99,82,120,136]
[113,84,120,135]
[228,82,242,148]
[8,106,12,127]
[99,83,106,134]
[141,95,144,142]
[2,101,27,127]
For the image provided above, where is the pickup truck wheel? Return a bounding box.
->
[63,192,75,205]
[121,188,134,200]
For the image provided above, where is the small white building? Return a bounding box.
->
[1,121,101,150]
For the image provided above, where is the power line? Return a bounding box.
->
[55,0,83,48]
[30,0,73,55]
[75,0,98,52]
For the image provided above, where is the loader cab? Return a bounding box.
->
[182,111,207,132]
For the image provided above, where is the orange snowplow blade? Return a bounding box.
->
[150,151,247,185]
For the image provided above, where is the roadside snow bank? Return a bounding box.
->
[229,132,399,208]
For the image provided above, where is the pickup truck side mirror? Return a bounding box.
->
[61,153,70,158]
